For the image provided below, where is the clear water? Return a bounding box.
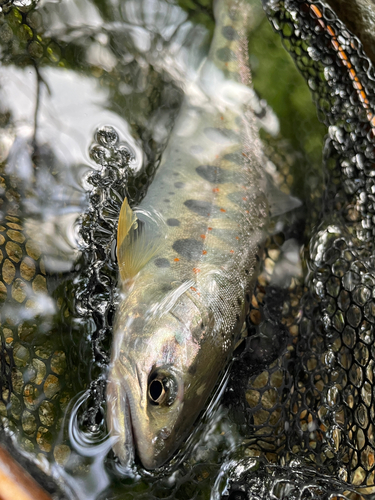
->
[0,0,327,498]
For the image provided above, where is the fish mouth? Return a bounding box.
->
[108,388,135,468]
[121,392,135,467]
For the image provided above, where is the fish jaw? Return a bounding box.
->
[106,367,135,467]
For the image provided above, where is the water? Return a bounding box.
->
[0,0,328,498]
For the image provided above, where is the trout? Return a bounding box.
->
[107,0,269,469]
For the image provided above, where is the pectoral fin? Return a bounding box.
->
[117,197,161,284]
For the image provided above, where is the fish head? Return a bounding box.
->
[108,289,223,469]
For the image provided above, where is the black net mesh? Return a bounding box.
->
[219,0,375,498]
[2,0,375,498]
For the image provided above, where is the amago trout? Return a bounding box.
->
[107,0,269,469]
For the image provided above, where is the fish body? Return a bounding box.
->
[107,0,268,469]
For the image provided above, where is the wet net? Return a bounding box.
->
[220,0,375,498]
[1,0,375,499]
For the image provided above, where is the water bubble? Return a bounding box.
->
[96,126,119,148]
[117,144,135,166]
[89,144,108,166]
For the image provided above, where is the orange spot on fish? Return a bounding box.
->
[213,188,219,193]
[242,197,246,201]
[200,234,206,239]
[220,116,224,120]
[235,236,239,240]
[208,227,212,231]
[174,258,180,262]
[202,250,207,255]
[220,208,226,212]
[230,250,234,254]
[193,268,200,274]
[190,286,197,292]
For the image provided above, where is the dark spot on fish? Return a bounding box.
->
[174,182,185,189]
[246,293,250,302]
[169,192,175,195]
[237,298,242,306]
[196,165,227,184]
[167,218,180,227]
[164,199,170,203]
[216,47,235,62]
[154,258,170,268]
[160,283,173,293]
[224,152,242,164]
[173,173,179,176]
[200,322,204,329]
[222,25,239,41]
[172,238,203,261]
[245,269,249,275]
[223,69,240,82]
[256,254,260,262]
[236,314,240,321]
[204,127,238,144]
[184,199,212,217]
[188,364,197,375]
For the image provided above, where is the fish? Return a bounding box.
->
[106,0,270,470]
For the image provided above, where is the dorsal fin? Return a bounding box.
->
[117,197,161,284]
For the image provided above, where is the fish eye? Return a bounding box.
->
[148,369,177,407]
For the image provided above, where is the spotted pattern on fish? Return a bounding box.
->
[222,25,239,41]
[166,218,180,226]
[109,0,268,469]
[196,165,227,183]
[154,258,170,268]
[216,47,236,62]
